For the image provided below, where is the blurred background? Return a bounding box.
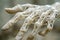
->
[0,0,60,40]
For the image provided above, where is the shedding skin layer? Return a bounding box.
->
[1,2,60,40]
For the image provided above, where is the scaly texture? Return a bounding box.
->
[1,2,60,40]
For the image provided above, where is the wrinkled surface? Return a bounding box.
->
[1,2,60,40]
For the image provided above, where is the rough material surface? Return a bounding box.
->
[1,2,60,40]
